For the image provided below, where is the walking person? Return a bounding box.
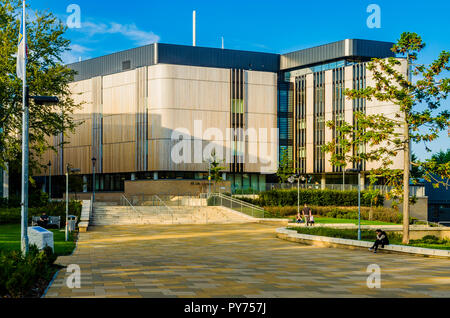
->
[369,229,389,253]
[302,203,312,226]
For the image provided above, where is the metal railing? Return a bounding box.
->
[124,193,206,207]
[120,194,178,224]
[120,194,143,219]
[206,193,267,218]
[153,195,175,224]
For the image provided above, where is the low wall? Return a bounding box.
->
[63,192,123,203]
[384,197,429,221]
[277,228,450,258]
[78,200,91,232]
[287,223,450,240]
[125,180,231,196]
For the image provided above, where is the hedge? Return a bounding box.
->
[240,189,384,207]
[0,245,57,298]
[263,205,402,223]
[0,201,82,225]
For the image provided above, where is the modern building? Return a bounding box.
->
[34,39,407,196]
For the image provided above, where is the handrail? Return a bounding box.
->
[121,194,142,217]
[153,194,175,224]
[207,193,266,218]
[211,193,266,213]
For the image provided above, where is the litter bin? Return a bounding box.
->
[67,215,77,232]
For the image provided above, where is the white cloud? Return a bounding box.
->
[80,21,160,46]
[70,44,92,54]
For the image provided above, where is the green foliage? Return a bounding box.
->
[208,151,225,184]
[0,0,81,173]
[251,189,384,207]
[431,149,450,165]
[289,227,450,250]
[0,200,82,225]
[264,205,402,223]
[276,148,293,183]
[323,32,450,204]
[0,245,57,298]
[288,227,404,242]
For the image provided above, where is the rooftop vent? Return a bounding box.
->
[122,60,131,70]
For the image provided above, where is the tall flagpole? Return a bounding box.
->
[20,0,29,255]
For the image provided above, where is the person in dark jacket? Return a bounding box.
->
[369,229,389,253]
[37,212,49,228]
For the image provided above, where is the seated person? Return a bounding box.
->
[37,212,49,228]
[369,229,389,253]
[295,212,303,223]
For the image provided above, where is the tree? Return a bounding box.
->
[0,0,79,175]
[410,153,424,181]
[209,153,225,184]
[322,120,354,188]
[324,32,449,244]
[431,148,450,165]
[276,147,293,183]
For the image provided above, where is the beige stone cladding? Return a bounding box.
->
[364,58,406,171]
[148,64,278,174]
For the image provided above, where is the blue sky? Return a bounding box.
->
[32,0,449,159]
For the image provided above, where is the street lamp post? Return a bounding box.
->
[91,157,96,202]
[18,1,59,254]
[47,160,52,202]
[208,161,211,196]
[347,168,361,240]
[65,165,80,241]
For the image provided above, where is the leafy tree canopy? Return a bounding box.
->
[0,0,79,174]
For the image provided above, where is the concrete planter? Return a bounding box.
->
[276,228,450,259]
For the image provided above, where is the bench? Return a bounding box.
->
[32,216,61,229]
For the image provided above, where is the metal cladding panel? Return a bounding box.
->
[280,39,395,70]
[156,43,280,72]
[68,44,155,81]
[350,39,395,59]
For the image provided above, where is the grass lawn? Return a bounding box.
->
[314,217,396,226]
[0,224,76,256]
[288,226,450,251]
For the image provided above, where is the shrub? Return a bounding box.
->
[249,189,384,207]
[0,245,57,298]
[263,205,402,223]
[288,226,404,242]
[0,200,82,225]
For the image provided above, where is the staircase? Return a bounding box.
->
[91,203,255,226]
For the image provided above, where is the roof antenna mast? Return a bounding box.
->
[193,10,196,46]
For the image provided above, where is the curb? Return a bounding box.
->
[276,227,450,259]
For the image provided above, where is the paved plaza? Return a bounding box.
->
[46,223,450,298]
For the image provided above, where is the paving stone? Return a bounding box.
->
[45,223,450,298]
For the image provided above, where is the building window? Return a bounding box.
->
[231,69,245,173]
[277,81,294,168]
[353,63,366,171]
[332,67,345,172]
[295,75,306,174]
[313,71,325,173]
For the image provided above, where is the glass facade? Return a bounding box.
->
[230,69,245,173]
[332,67,345,173]
[294,75,306,174]
[277,81,294,165]
[352,63,366,171]
[313,71,325,173]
